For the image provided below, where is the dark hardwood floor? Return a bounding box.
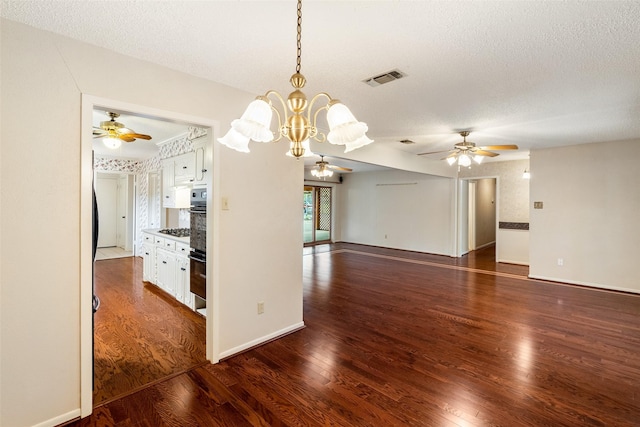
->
[92,257,207,405]
[66,244,640,426]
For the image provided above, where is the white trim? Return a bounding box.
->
[475,240,496,250]
[32,409,81,427]
[497,258,529,266]
[218,322,306,360]
[81,94,221,417]
[528,275,640,295]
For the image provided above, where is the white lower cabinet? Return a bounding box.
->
[156,248,177,297]
[141,242,156,283]
[142,232,196,311]
[176,256,194,310]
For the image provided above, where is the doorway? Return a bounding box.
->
[81,95,217,416]
[303,185,332,245]
[459,177,497,256]
[95,172,135,260]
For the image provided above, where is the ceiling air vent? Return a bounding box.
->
[363,69,406,87]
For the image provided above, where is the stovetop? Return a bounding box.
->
[158,228,190,237]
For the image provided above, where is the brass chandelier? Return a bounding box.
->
[218,0,373,158]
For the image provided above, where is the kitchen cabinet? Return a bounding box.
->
[173,152,196,185]
[141,242,156,283]
[141,231,195,311]
[175,256,194,309]
[162,158,190,209]
[156,248,177,297]
[192,138,209,187]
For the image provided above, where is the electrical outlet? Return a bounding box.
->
[557,258,564,266]
[257,301,264,314]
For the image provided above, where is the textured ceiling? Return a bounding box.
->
[3,0,640,166]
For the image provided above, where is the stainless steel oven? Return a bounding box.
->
[190,188,207,299]
[189,250,206,300]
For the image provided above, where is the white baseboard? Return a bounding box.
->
[528,275,640,295]
[218,321,306,360]
[32,409,81,427]
[497,258,529,266]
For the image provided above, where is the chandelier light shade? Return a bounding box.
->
[217,0,372,158]
[218,127,251,153]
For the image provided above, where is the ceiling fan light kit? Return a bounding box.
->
[307,155,352,180]
[419,131,518,168]
[217,0,373,158]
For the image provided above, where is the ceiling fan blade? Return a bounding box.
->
[120,133,152,140]
[327,165,353,172]
[472,149,499,157]
[477,144,518,150]
[119,135,136,143]
[417,149,455,156]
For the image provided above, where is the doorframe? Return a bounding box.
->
[81,94,220,416]
[95,171,136,252]
[303,181,337,245]
[457,175,499,258]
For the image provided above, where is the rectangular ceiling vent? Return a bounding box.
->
[363,69,406,87]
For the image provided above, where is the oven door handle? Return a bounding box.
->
[189,255,206,263]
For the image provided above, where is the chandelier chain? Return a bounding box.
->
[296,0,302,74]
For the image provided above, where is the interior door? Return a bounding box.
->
[96,175,118,247]
[117,175,127,248]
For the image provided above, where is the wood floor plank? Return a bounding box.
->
[65,244,640,426]
[92,257,206,405]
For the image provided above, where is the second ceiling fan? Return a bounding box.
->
[418,131,518,166]
[308,156,352,179]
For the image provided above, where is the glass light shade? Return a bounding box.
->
[326,103,368,145]
[446,156,457,165]
[458,154,471,167]
[103,137,122,149]
[231,99,274,142]
[523,170,531,179]
[311,168,333,178]
[343,134,374,153]
[217,128,250,153]
[286,139,314,157]
[473,155,484,164]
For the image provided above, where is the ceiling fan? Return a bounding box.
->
[308,156,352,179]
[417,131,518,167]
[93,112,152,149]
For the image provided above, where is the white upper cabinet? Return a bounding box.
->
[174,152,196,185]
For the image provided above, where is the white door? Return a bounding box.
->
[96,175,118,247]
[117,175,127,249]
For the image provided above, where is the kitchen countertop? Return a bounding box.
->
[142,229,190,245]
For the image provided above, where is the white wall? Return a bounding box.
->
[337,170,455,255]
[1,20,302,427]
[529,139,640,293]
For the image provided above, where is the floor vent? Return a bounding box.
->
[363,69,406,87]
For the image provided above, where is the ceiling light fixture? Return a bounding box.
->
[523,169,531,179]
[103,136,122,149]
[217,0,373,158]
[310,167,333,179]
